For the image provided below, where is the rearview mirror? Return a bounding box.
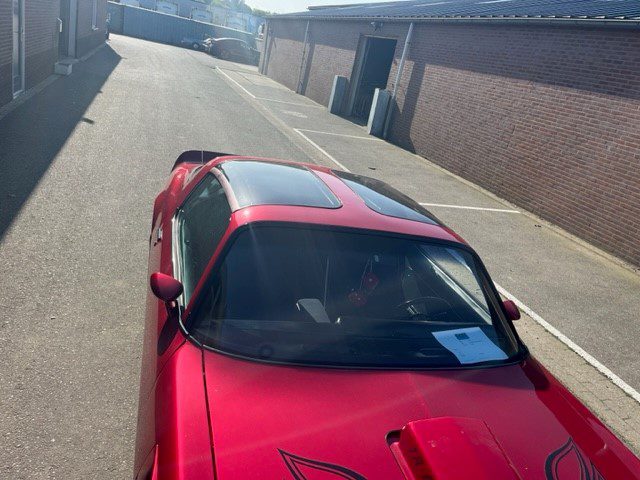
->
[502,299,520,321]
[150,272,183,303]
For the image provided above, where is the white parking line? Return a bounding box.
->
[258,97,324,108]
[297,128,384,141]
[216,66,257,98]
[419,202,520,213]
[293,128,351,172]
[216,68,323,108]
[495,282,640,404]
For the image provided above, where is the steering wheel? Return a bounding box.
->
[396,296,452,319]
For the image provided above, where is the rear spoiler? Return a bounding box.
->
[171,150,235,171]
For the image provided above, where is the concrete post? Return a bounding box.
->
[328,75,348,114]
[367,88,391,137]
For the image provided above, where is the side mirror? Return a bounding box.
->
[502,299,520,321]
[150,272,183,303]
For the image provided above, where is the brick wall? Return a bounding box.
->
[0,0,106,109]
[263,19,307,93]
[265,19,640,266]
[265,19,407,106]
[0,0,61,107]
[391,24,640,267]
[76,0,107,58]
[303,21,405,108]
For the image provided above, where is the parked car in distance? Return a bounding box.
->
[208,37,260,65]
[133,151,640,480]
[180,36,211,51]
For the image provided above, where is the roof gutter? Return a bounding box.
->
[267,16,640,29]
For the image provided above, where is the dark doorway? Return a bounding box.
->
[349,36,397,119]
[59,0,70,58]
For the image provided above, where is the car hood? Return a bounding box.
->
[202,352,639,480]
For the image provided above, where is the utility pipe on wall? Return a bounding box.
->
[297,20,311,94]
[260,21,272,75]
[383,22,414,139]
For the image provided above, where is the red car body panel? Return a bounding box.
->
[201,351,638,480]
[134,155,640,480]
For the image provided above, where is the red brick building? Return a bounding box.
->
[261,1,640,267]
[0,0,107,109]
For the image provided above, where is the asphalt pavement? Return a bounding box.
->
[1,34,639,479]
[0,36,309,479]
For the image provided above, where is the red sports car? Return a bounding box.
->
[134,152,640,480]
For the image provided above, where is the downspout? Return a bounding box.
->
[383,22,414,139]
[296,20,311,94]
[259,22,267,74]
[260,21,272,75]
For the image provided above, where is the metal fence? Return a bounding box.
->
[107,2,257,48]
[109,2,125,33]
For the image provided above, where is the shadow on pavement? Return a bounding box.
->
[0,44,121,240]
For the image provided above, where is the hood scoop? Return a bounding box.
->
[388,417,522,480]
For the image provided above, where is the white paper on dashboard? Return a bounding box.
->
[432,327,508,364]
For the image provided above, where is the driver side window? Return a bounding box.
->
[175,174,231,304]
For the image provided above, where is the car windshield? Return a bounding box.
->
[189,225,521,368]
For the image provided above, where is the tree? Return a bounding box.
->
[205,0,270,15]
[251,7,272,16]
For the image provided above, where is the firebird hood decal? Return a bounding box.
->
[545,438,604,480]
[279,449,367,480]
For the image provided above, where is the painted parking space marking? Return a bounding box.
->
[294,130,520,211]
[282,110,308,118]
[419,202,520,213]
[297,128,384,141]
[216,66,257,98]
[293,128,351,171]
[495,282,640,404]
[216,68,323,108]
[259,97,324,107]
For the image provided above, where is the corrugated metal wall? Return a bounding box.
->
[107,2,256,47]
[109,2,124,33]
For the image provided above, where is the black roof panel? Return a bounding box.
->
[217,160,341,209]
[334,170,439,225]
[277,0,640,21]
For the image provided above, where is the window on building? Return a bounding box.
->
[92,0,98,29]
